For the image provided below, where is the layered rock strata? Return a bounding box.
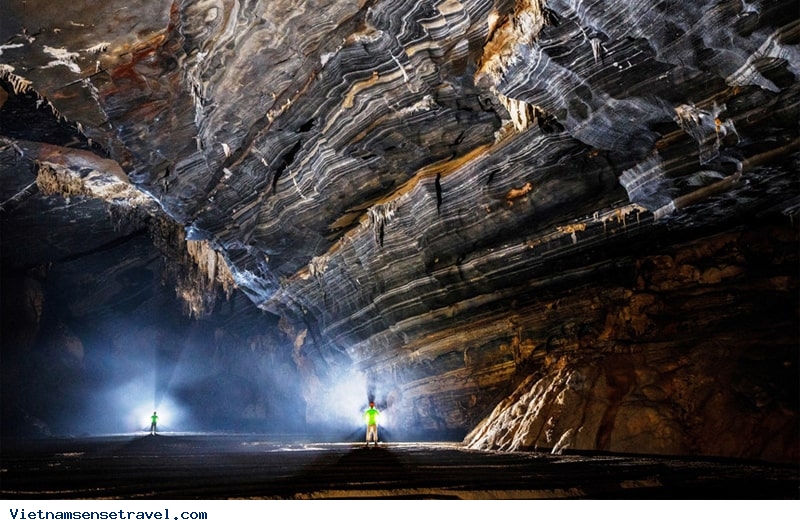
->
[1,0,798,458]
[463,222,798,461]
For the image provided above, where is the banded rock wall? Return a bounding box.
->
[1,0,798,458]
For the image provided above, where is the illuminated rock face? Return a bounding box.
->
[463,225,799,461]
[1,1,797,459]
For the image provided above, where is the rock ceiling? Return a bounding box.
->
[1,0,798,458]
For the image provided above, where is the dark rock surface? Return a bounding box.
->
[1,0,798,462]
[1,435,798,499]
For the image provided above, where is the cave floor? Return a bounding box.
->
[1,435,797,499]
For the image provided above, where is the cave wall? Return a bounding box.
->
[464,220,799,461]
[1,0,798,458]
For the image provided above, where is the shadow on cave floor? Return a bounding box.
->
[1,434,798,499]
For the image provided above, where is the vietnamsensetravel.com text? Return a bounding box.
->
[9,509,208,521]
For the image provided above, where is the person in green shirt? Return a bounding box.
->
[150,411,158,435]
[363,402,380,447]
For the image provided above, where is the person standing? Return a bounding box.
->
[150,411,158,435]
[363,402,380,447]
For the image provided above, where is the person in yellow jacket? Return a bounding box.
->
[363,402,380,447]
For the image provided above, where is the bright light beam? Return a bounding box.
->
[322,371,370,428]
[108,376,188,433]
[317,371,394,430]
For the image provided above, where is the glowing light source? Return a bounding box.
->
[128,395,186,434]
[316,371,393,431]
[100,376,188,434]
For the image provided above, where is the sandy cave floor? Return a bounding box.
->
[1,434,798,499]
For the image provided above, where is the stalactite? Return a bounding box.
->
[367,201,398,247]
[149,214,237,319]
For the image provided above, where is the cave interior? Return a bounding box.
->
[1,0,798,482]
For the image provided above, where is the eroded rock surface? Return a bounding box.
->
[1,0,798,459]
[464,225,799,461]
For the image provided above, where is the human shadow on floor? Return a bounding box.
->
[266,442,458,499]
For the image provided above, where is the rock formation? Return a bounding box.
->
[1,0,797,460]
